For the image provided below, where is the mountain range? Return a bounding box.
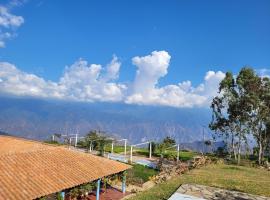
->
[0,96,213,144]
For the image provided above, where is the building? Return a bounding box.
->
[0,135,131,200]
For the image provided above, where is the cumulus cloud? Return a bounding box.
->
[126,51,225,107]
[0,62,61,98]
[131,51,171,94]
[0,4,24,47]
[59,57,126,102]
[0,51,226,108]
[0,56,126,102]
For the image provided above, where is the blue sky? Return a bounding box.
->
[0,0,269,108]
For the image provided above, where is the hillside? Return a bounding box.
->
[0,96,212,143]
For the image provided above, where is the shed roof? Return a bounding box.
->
[0,136,131,200]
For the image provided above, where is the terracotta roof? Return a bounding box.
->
[0,136,131,200]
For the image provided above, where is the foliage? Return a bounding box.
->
[80,130,113,156]
[44,140,61,145]
[127,164,158,186]
[210,67,270,165]
[162,136,176,147]
[149,142,156,154]
[156,136,176,157]
[69,182,95,199]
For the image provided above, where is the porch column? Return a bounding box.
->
[96,178,101,200]
[122,171,126,193]
[61,191,65,200]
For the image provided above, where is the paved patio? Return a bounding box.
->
[169,184,270,200]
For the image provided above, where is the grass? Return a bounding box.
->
[133,147,196,161]
[130,164,270,200]
[105,145,128,153]
[105,145,196,161]
[127,164,159,186]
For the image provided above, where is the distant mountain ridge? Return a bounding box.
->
[0,96,212,143]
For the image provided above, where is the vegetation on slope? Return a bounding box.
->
[127,164,158,186]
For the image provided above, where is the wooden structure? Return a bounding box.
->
[0,135,131,200]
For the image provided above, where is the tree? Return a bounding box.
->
[84,130,112,156]
[210,70,250,164]
[85,130,100,150]
[210,67,270,165]
[96,136,111,156]
[162,136,176,147]
[237,68,270,164]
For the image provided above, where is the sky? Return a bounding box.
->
[0,0,269,108]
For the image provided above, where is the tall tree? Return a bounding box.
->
[210,71,249,165]
[210,67,270,165]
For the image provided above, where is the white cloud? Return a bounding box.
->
[0,57,126,102]
[0,62,61,98]
[131,51,170,94]
[59,57,126,102]
[126,51,225,108]
[0,51,226,108]
[104,55,121,81]
[0,5,24,47]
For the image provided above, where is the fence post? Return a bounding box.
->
[177,144,180,162]
[124,139,127,156]
[130,146,133,163]
[149,142,152,159]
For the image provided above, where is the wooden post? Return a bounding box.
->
[96,179,101,200]
[122,171,126,193]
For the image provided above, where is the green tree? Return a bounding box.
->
[210,70,249,164]
[237,68,270,164]
[85,130,100,150]
[210,67,270,165]
[162,136,176,147]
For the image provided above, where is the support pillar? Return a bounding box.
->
[177,144,180,162]
[149,142,152,159]
[122,171,126,193]
[96,179,101,200]
[124,139,127,156]
[61,191,65,200]
[89,141,92,152]
[75,134,78,147]
[130,146,133,163]
[111,142,114,154]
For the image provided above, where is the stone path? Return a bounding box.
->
[170,184,270,200]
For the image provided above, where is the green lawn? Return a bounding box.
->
[104,145,196,161]
[105,145,128,153]
[127,164,159,186]
[133,147,196,161]
[130,164,270,200]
